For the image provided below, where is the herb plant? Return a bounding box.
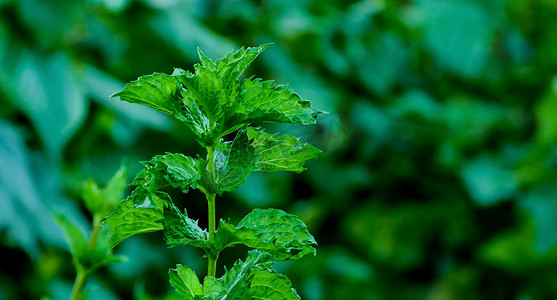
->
[104,44,323,299]
[55,166,127,300]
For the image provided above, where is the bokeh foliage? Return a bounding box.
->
[2,0,557,299]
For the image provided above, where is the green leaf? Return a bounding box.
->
[214,129,257,193]
[202,277,225,299]
[214,44,271,92]
[13,52,87,158]
[82,165,127,215]
[103,190,170,248]
[172,45,271,145]
[247,127,321,173]
[134,153,200,194]
[114,45,323,146]
[169,265,204,300]
[167,251,298,299]
[82,179,104,215]
[102,165,128,208]
[226,77,322,129]
[112,72,180,115]
[55,214,124,270]
[216,208,317,260]
[203,250,271,299]
[249,268,301,300]
[163,202,210,251]
[54,213,86,258]
[178,64,225,122]
[81,225,126,270]
[172,85,214,146]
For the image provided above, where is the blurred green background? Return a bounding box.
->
[2,0,557,299]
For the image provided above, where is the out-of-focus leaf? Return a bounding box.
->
[343,203,434,270]
[82,180,104,216]
[535,78,557,143]
[82,225,126,270]
[102,165,128,209]
[420,0,494,77]
[13,52,87,158]
[82,165,127,215]
[17,0,82,48]
[103,190,169,248]
[461,157,518,206]
[56,214,124,271]
[89,0,132,12]
[149,9,235,60]
[247,127,321,173]
[355,33,408,95]
[519,184,557,253]
[213,129,256,193]
[478,220,537,273]
[0,121,68,257]
[54,214,87,259]
[169,264,203,300]
[216,208,317,260]
[163,203,210,251]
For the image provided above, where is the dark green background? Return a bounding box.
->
[2,0,557,299]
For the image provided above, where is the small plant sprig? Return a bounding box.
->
[55,166,127,300]
[104,44,323,299]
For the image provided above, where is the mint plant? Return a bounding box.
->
[55,166,127,300]
[104,44,323,299]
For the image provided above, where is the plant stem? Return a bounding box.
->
[70,214,101,300]
[70,269,88,300]
[207,193,217,277]
[88,215,102,250]
[206,145,218,277]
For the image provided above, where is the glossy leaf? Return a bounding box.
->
[213,44,271,95]
[163,202,210,251]
[203,250,271,299]
[114,45,322,145]
[249,268,301,300]
[198,250,299,299]
[172,84,214,146]
[226,77,322,129]
[169,264,204,300]
[103,190,169,248]
[216,208,317,260]
[213,129,257,193]
[112,72,180,115]
[134,153,200,194]
[178,64,225,123]
[247,127,321,173]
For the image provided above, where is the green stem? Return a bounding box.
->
[88,215,102,251]
[70,214,102,300]
[206,146,218,277]
[207,193,217,277]
[70,269,88,300]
